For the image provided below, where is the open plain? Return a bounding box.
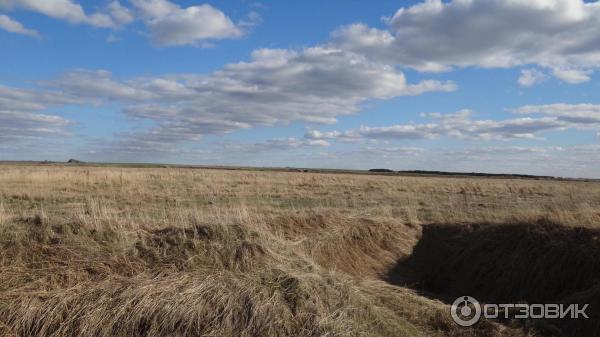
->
[1,164,599,337]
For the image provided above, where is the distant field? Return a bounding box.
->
[1,165,599,337]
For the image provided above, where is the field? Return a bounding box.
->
[1,165,599,337]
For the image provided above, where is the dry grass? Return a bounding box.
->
[0,165,599,337]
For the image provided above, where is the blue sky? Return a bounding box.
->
[1,0,600,177]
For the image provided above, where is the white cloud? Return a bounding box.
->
[238,11,262,30]
[49,69,159,102]
[551,68,592,84]
[218,138,331,153]
[251,144,599,178]
[356,146,424,157]
[131,0,178,18]
[305,130,343,141]
[295,146,426,171]
[306,106,600,143]
[445,146,561,157]
[0,85,73,146]
[518,68,548,87]
[0,84,78,110]
[333,0,600,83]
[514,104,600,124]
[442,144,600,178]
[0,110,69,140]
[107,0,133,25]
[0,13,37,36]
[0,0,245,46]
[47,48,454,151]
[0,0,115,27]
[82,102,600,162]
[131,0,243,46]
[84,136,330,163]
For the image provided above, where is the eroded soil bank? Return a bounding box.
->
[387,221,600,337]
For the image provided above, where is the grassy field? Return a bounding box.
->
[1,165,599,337]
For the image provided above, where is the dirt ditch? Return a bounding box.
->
[387,220,600,337]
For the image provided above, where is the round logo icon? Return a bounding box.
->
[451,296,481,326]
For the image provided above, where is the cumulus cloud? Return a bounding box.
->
[0,29,454,156]
[0,0,245,46]
[131,0,243,46]
[551,68,592,84]
[306,106,600,143]
[46,48,454,152]
[333,0,600,82]
[0,13,37,36]
[518,68,548,87]
[0,0,115,27]
[130,0,178,18]
[107,0,133,25]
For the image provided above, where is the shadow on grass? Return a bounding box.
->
[386,220,600,337]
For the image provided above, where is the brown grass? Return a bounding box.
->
[1,165,599,336]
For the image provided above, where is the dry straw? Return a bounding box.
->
[1,165,598,336]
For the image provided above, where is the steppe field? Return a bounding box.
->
[1,164,599,337]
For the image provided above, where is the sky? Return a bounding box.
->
[1,0,600,178]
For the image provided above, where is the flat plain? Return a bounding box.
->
[1,164,599,337]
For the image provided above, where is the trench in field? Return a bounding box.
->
[384,220,600,337]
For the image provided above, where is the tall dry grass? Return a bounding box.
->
[1,165,598,336]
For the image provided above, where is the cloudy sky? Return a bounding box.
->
[1,0,600,177]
